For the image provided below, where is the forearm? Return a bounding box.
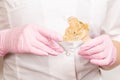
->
[101,40,120,70]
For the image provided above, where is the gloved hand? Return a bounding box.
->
[0,24,64,56]
[78,35,117,66]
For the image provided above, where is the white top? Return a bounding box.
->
[0,0,120,80]
[2,0,120,40]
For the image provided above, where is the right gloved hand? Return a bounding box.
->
[78,35,117,66]
[0,24,64,56]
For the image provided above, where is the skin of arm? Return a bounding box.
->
[101,40,120,70]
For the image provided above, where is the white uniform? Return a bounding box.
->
[0,0,120,80]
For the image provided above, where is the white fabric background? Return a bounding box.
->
[101,66,120,80]
[1,61,120,80]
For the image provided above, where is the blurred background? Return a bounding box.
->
[0,58,120,80]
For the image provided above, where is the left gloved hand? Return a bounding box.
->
[78,35,117,66]
[0,24,64,56]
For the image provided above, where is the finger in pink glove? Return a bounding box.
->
[78,35,117,66]
[0,24,64,56]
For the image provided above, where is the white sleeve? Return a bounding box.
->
[0,0,10,30]
[101,0,120,42]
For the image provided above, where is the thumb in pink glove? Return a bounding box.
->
[78,35,117,66]
[0,24,64,56]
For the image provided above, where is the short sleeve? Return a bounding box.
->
[0,0,10,30]
[101,0,120,42]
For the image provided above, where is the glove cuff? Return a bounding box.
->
[109,46,117,66]
[0,29,10,56]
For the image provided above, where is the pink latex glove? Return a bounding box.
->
[78,35,117,66]
[0,24,64,56]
